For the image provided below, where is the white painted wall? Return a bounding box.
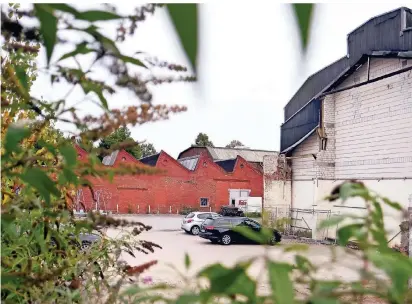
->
[334,58,412,179]
[288,57,412,242]
[263,155,291,210]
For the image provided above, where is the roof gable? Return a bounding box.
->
[139,153,160,167]
[178,155,199,171]
[102,150,139,166]
[215,159,237,172]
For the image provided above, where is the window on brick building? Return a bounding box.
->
[200,197,209,207]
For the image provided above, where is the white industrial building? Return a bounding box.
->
[264,7,412,241]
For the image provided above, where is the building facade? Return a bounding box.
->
[264,7,412,241]
[75,146,270,214]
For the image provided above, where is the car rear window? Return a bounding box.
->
[186,213,195,218]
[197,213,210,219]
[203,219,214,226]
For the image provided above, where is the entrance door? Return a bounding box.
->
[229,189,251,207]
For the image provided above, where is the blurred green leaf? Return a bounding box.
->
[48,4,121,22]
[119,55,147,68]
[167,4,198,73]
[60,145,77,167]
[198,262,256,300]
[80,80,108,109]
[58,43,96,62]
[233,226,267,244]
[21,168,60,206]
[292,4,314,51]
[175,293,200,304]
[77,10,122,22]
[62,168,78,185]
[15,65,29,94]
[4,125,30,155]
[84,26,120,56]
[268,261,295,304]
[381,196,402,211]
[308,297,340,304]
[338,181,369,202]
[337,224,364,245]
[47,3,79,15]
[284,243,309,252]
[36,139,57,155]
[184,252,191,269]
[34,4,58,65]
[371,201,384,229]
[367,249,412,303]
[318,215,346,229]
[295,254,316,275]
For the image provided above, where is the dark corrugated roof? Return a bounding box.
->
[215,159,237,172]
[284,7,412,121]
[281,7,412,153]
[139,153,160,167]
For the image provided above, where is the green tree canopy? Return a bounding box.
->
[98,127,142,159]
[193,132,214,147]
[140,142,157,157]
[225,140,244,148]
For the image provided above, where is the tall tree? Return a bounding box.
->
[98,127,142,159]
[193,132,214,147]
[140,142,157,157]
[225,140,244,148]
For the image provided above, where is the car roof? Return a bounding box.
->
[214,216,247,220]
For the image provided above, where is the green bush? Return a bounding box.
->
[179,206,199,215]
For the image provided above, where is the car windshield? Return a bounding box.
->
[203,219,214,226]
[186,213,195,218]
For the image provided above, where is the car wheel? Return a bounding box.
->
[221,234,232,245]
[191,226,200,235]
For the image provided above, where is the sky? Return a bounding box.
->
[30,2,410,158]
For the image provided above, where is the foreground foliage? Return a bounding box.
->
[2,3,411,304]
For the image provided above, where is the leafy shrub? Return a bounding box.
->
[244,211,261,218]
[179,206,199,215]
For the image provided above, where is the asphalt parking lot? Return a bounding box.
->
[106,215,369,295]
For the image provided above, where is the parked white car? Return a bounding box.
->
[181,212,221,235]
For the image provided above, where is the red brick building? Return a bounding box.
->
[75,145,277,214]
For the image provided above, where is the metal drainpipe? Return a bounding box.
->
[367,56,371,81]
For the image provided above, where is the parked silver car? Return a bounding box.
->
[181,212,221,235]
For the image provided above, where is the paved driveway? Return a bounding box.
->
[113,214,184,231]
[107,215,368,296]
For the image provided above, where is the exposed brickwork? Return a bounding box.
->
[315,94,336,179]
[77,148,263,214]
[263,155,292,209]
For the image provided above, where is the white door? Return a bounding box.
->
[229,189,251,206]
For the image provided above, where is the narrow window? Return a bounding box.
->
[200,197,209,207]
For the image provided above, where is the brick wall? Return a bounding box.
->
[77,150,263,214]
